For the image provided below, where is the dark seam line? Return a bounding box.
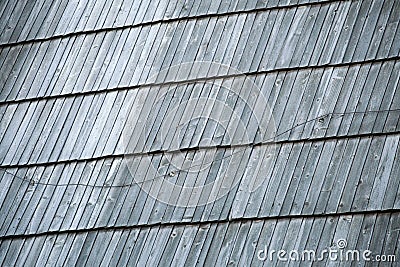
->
[0,130,399,169]
[0,0,350,49]
[0,209,398,241]
[1,56,399,106]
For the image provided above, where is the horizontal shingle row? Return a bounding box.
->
[0,0,348,46]
[1,0,399,102]
[1,60,399,166]
[0,212,398,266]
[1,134,399,236]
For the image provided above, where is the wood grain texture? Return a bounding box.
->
[0,0,399,265]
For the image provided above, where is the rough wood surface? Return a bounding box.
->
[0,0,399,266]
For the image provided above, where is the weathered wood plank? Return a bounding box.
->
[270,142,303,216]
[289,141,324,215]
[129,226,160,267]
[382,140,400,210]
[168,225,199,266]
[106,229,140,266]
[279,143,312,216]
[351,137,386,212]
[0,167,39,235]
[142,226,173,266]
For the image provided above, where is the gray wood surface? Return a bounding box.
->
[1,0,399,266]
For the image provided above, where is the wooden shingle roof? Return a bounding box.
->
[1,0,399,266]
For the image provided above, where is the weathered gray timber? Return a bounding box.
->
[0,0,399,266]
